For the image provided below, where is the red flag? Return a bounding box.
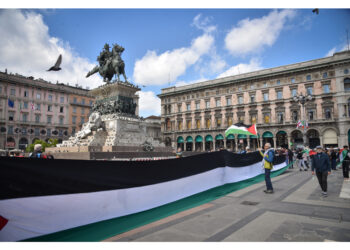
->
[0,215,8,231]
[247,124,257,136]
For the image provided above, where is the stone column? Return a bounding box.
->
[273,137,277,148]
[213,140,216,150]
[247,138,250,149]
[287,135,291,149]
[224,139,227,149]
[235,136,238,152]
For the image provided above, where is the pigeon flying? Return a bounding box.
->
[47,54,62,71]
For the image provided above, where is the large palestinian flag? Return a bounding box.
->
[337,148,349,168]
[0,151,287,242]
[225,123,257,137]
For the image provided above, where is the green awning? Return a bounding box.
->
[237,134,247,139]
[250,134,259,138]
[226,134,235,140]
[186,136,193,143]
[215,134,224,140]
[195,136,203,143]
[177,136,184,143]
[277,131,287,135]
[262,131,273,138]
[205,135,213,142]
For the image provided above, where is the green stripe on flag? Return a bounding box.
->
[24,164,290,242]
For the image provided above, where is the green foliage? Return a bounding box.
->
[26,138,59,152]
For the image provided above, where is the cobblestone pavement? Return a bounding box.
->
[104,167,350,242]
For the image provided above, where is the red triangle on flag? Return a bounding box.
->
[247,124,257,135]
[0,215,8,231]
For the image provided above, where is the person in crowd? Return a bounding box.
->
[29,144,45,158]
[297,148,307,171]
[246,147,251,153]
[288,148,293,168]
[303,150,309,170]
[258,143,275,194]
[175,147,183,158]
[330,147,337,170]
[46,151,54,159]
[312,146,331,197]
[341,145,350,181]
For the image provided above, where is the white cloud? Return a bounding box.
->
[175,77,209,87]
[225,9,296,56]
[192,14,217,33]
[326,44,349,57]
[133,33,214,86]
[137,91,161,117]
[217,58,263,78]
[0,10,103,89]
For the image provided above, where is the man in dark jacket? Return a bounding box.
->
[312,146,331,197]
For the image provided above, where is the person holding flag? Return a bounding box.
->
[258,143,275,194]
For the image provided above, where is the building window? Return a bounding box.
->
[73,107,77,113]
[344,78,350,91]
[345,69,349,74]
[251,115,257,124]
[195,102,200,110]
[59,116,64,125]
[196,119,201,129]
[206,119,211,129]
[36,103,41,111]
[250,85,255,89]
[59,129,63,137]
[47,128,51,136]
[81,99,85,105]
[277,112,284,124]
[238,116,244,122]
[81,108,85,114]
[10,88,16,96]
[216,118,221,128]
[73,97,77,104]
[308,110,314,121]
[250,95,255,103]
[264,114,270,123]
[263,82,267,88]
[323,84,330,94]
[263,93,269,101]
[72,128,76,135]
[36,93,41,99]
[306,86,313,95]
[22,128,27,135]
[48,105,52,112]
[186,120,191,130]
[178,104,182,112]
[89,100,93,106]
[238,96,243,104]
[291,78,295,83]
[292,111,298,122]
[60,97,64,103]
[60,107,64,113]
[8,111,14,121]
[186,103,191,111]
[35,114,40,123]
[22,113,28,122]
[8,126,13,135]
[205,100,210,108]
[0,85,2,94]
[325,108,332,119]
[48,94,53,102]
[228,117,233,126]
[306,75,311,81]
[178,121,183,131]
[323,72,328,79]
[47,116,52,124]
[34,128,40,136]
[226,98,231,106]
[24,90,28,97]
[72,116,76,125]
[291,89,297,97]
[216,99,221,107]
[277,91,282,99]
[23,101,28,109]
[276,80,280,85]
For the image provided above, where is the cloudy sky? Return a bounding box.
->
[0,2,349,117]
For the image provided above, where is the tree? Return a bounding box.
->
[26,139,58,152]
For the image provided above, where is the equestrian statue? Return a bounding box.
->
[86,43,128,83]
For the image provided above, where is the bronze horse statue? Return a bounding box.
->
[86,43,128,83]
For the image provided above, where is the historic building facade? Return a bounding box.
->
[0,71,94,150]
[158,51,350,152]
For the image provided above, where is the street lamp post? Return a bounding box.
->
[293,93,313,146]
